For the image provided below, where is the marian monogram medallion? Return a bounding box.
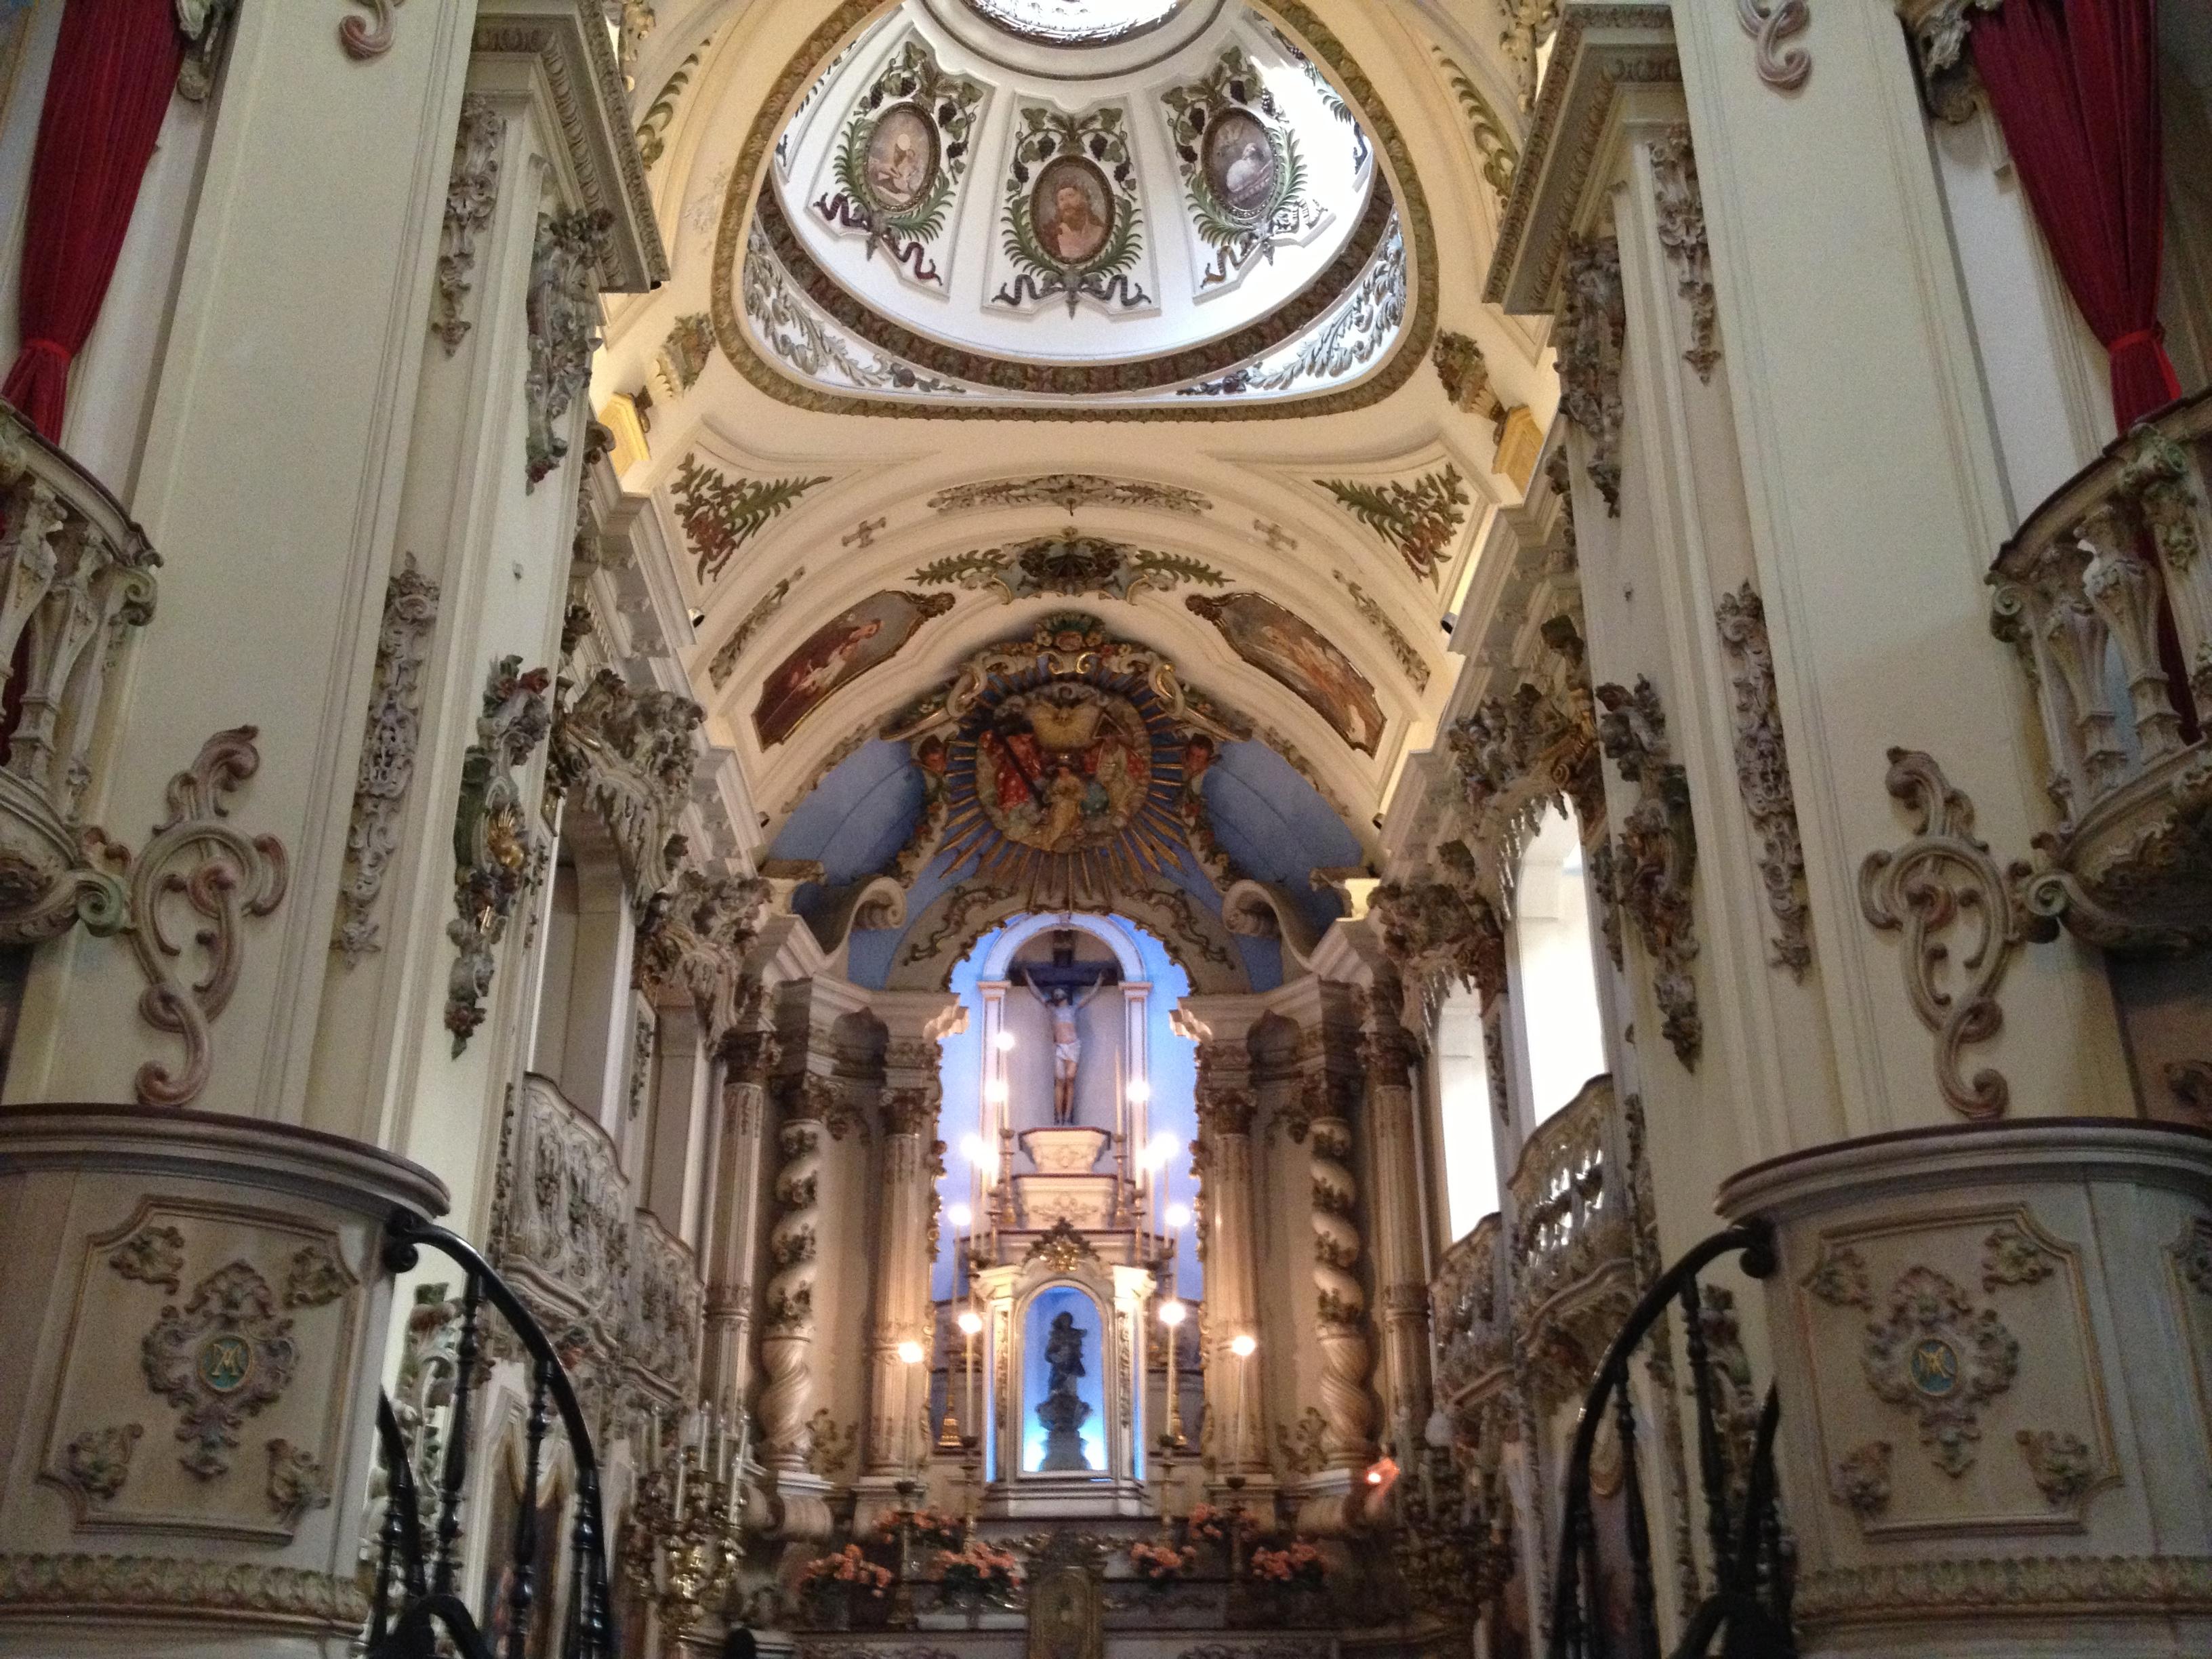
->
[142,1261,300,1479]
[1860,1266,2017,1477]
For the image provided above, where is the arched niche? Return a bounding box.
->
[973,1236,1152,1517]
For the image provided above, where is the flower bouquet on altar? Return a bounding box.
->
[1185,1501,1231,1548]
[797,1544,893,1627]
[933,1539,1022,1607]
[1249,1539,1326,1589]
[1127,1537,1199,1589]
[874,1506,964,1551]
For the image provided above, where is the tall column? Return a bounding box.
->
[857,1089,937,1497]
[756,1070,834,1540]
[701,1011,775,1416]
[1179,1007,1270,1496]
[1360,970,1433,1464]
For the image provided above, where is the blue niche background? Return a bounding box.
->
[1021,1283,1108,1475]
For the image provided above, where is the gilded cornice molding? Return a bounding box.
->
[1483,5,1679,313]
[0,1553,368,1629]
[472,0,669,291]
[708,0,1439,423]
[1793,1557,2212,1623]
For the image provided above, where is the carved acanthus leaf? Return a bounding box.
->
[1715,584,1811,977]
[1648,127,1719,382]
[432,98,504,353]
[335,556,440,963]
[1597,678,1701,1067]
[1556,237,1624,515]
[546,668,703,900]
[524,209,611,489]
[445,658,553,1054]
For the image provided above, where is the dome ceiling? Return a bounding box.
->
[716,0,1431,415]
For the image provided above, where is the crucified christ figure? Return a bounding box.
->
[1022,974,1107,1125]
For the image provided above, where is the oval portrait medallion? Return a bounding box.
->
[1203,108,1277,223]
[973,686,1153,855]
[863,102,939,212]
[1030,157,1114,269]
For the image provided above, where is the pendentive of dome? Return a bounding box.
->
[708,0,1437,421]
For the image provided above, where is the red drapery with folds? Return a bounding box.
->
[0,0,184,442]
[1971,0,2181,428]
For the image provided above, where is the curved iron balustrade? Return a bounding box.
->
[1549,1221,1793,1659]
[367,1209,619,1659]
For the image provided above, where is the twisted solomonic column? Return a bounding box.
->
[1361,979,1434,1460]
[758,1073,836,1538]
[1307,1092,1377,1471]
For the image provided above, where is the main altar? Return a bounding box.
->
[947,920,1187,1521]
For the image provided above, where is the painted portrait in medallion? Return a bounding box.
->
[1187,593,1385,757]
[973,684,1155,855]
[1202,108,1277,224]
[1030,157,1113,267]
[754,590,954,749]
[863,102,939,212]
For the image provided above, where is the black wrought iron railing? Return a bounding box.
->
[367,1209,618,1659]
[1549,1221,1793,1659]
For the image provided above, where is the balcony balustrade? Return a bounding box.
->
[1505,1074,1635,1408]
[1992,387,2212,952]
[0,403,159,943]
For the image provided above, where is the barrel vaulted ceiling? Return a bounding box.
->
[591,0,1557,983]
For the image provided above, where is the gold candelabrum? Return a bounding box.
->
[1389,1439,1505,1620]
[619,1404,750,1642]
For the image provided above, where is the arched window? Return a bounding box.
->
[1434,982,1499,1240]
[1512,804,1607,1124]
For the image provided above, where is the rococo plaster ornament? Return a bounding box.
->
[1714,583,1811,977]
[634,867,771,1041]
[1556,237,1625,516]
[1858,748,2051,1119]
[88,729,289,1109]
[335,554,441,964]
[1898,0,1999,123]
[431,98,504,354]
[671,454,831,586]
[1647,127,1719,383]
[1332,569,1430,692]
[546,667,704,901]
[1597,678,1702,1068]
[927,474,1212,517]
[1433,51,1519,200]
[1860,1265,2018,1477]
[708,571,803,689]
[1791,1556,2212,1624]
[445,656,554,1054]
[812,38,987,286]
[339,0,405,62]
[141,1261,300,1480]
[1315,465,1471,584]
[1738,0,1811,91]
[912,536,1225,605]
[0,1554,369,1626]
[524,207,611,490]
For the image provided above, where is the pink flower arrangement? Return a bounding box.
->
[1185,1502,1231,1545]
[935,1540,1021,1603]
[1128,1538,1198,1583]
[798,1544,894,1598]
[1249,1539,1326,1587]
[875,1507,964,1550]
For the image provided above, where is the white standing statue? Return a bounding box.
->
[1023,974,1107,1125]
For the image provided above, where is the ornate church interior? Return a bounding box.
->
[0,1,2209,1657]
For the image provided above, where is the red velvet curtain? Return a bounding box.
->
[1972,0,2182,428]
[0,0,184,442]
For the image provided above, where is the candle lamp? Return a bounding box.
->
[618,1402,747,1641]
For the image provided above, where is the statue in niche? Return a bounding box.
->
[1036,1309,1092,1471]
[1016,930,1115,1126]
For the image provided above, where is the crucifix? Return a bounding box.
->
[1015,930,1118,1126]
